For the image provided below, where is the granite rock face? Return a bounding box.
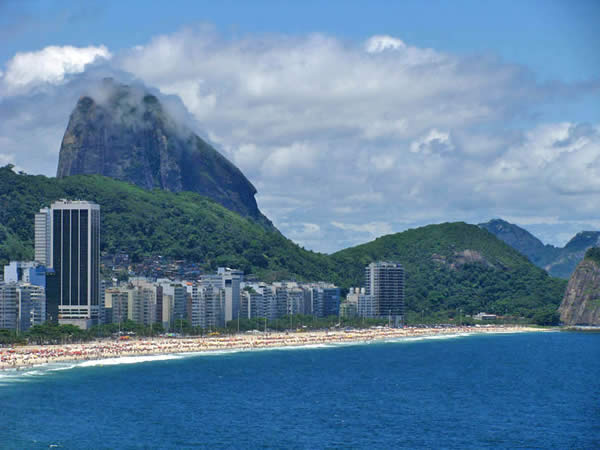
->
[559,254,600,326]
[57,79,273,229]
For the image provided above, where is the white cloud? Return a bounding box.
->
[1,45,111,94]
[0,152,15,166]
[365,35,406,53]
[410,129,454,154]
[331,221,393,238]
[260,142,318,177]
[370,154,396,171]
[0,28,598,253]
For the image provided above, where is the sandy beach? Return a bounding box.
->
[0,325,551,370]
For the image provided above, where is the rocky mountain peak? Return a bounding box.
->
[57,78,273,229]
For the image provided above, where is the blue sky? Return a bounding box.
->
[3,0,599,81]
[1,0,599,252]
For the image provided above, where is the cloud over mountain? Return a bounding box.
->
[1,45,111,94]
[0,27,598,252]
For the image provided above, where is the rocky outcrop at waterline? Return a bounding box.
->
[559,248,600,326]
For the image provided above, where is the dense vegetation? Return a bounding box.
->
[0,165,333,280]
[0,166,567,321]
[584,247,600,266]
[330,223,567,319]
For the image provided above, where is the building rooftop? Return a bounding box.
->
[50,199,100,209]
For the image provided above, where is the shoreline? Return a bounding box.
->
[0,325,553,371]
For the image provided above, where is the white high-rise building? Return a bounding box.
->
[35,208,51,266]
[3,261,36,283]
[218,268,243,323]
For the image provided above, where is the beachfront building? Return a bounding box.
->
[37,200,101,329]
[16,283,46,332]
[242,283,275,320]
[0,282,45,331]
[0,283,17,329]
[203,274,226,329]
[3,261,37,283]
[341,289,359,318]
[219,268,243,323]
[321,286,341,317]
[104,288,129,325]
[347,287,375,319]
[186,282,203,328]
[340,301,357,318]
[95,267,341,330]
[358,293,375,319]
[130,287,156,326]
[304,283,340,318]
[34,207,51,266]
[159,280,187,326]
[365,262,405,326]
[28,284,46,327]
[99,279,113,325]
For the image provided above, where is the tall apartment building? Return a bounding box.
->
[365,262,405,326]
[158,281,187,329]
[201,275,225,329]
[3,261,37,283]
[321,287,340,317]
[286,288,305,316]
[219,268,243,323]
[0,283,17,329]
[129,287,156,326]
[186,283,204,328]
[0,283,46,331]
[34,208,51,266]
[99,279,113,325]
[104,289,125,324]
[16,284,41,332]
[36,200,100,328]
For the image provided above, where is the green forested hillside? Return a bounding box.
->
[584,247,600,265]
[0,165,333,280]
[0,166,566,319]
[331,223,567,319]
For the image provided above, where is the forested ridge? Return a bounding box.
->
[0,166,566,320]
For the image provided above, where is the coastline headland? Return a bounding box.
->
[0,325,552,370]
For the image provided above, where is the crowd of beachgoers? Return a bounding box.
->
[0,325,549,370]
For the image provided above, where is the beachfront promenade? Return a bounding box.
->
[0,326,549,369]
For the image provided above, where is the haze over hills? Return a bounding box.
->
[56,78,273,229]
[0,166,565,321]
[479,219,600,279]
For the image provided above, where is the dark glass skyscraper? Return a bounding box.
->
[37,200,100,328]
[365,262,405,326]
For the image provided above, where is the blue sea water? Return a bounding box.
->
[0,332,599,449]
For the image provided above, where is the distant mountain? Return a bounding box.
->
[559,247,600,326]
[478,219,561,267]
[0,167,565,320]
[57,78,273,229]
[330,222,566,320]
[479,219,600,278]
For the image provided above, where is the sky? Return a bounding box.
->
[1,0,599,253]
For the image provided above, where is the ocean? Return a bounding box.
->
[1,332,598,449]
